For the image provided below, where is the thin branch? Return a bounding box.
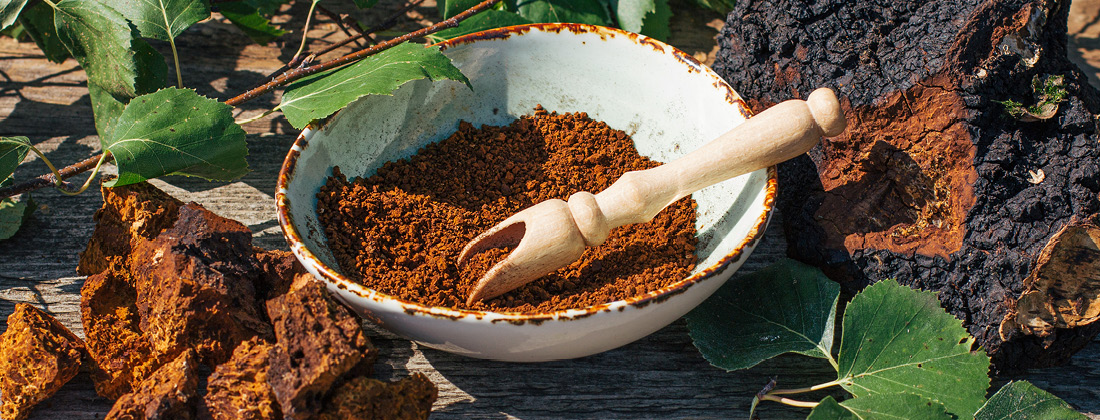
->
[256,0,426,83]
[0,0,499,199]
[316,5,367,48]
[0,153,112,199]
[291,1,321,64]
[225,0,500,106]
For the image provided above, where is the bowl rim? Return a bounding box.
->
[275,22,777,323]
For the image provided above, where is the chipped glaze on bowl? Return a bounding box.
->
[276,23,775,362]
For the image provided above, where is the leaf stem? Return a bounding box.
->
[292,1,321,65]
[160,0,184,87]
[235,108,277,126]
[168,36,183,87]
[20,142,65,188]
[767,379,844,395]
[57,151,109,196]
[758,394,819,408]
[0,153,113,199]
[40,0,56,9]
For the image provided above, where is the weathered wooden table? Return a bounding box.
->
[1,1,1098,418]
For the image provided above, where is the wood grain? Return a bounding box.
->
[1,1,1098,418]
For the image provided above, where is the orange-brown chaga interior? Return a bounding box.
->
[814,77,976,258]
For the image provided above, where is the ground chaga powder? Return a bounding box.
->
[316,107,698,312]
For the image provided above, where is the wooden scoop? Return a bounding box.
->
[457,88,846,305]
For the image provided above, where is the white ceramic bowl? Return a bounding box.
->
[276,23,775,362]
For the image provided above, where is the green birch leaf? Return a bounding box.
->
[218,1,286,45]
[425,10,532,42]
[89,83,127,139]
[975,381,1087,420]
[352,0,378,9]
[0,196,32,240]
[18,2,69,63]
[132,38,169,94]
[836,279,991,420]
[840,393,953,420]
[280,42,470,129]
[0,137,31,183]
[685,259,840,371]
[610,0,651,34]
[88,39,166,139]
[0,0,28,30]
[807,394,953,420]
[635,0,669,40]
[53,0,161,98]
[438,0,482,19]
[0,177,34,241]
[102,88,248,187]
[112,0,210,41]
[515,0,612,26]
[806,397,855,420]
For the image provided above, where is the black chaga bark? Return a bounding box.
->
[713,0,1100,372]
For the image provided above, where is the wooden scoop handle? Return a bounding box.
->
[567,88,845,247]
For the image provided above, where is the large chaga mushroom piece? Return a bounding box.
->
[265,274,379,420]
[199,338,281,420]
[714,0,1100,370]
[316,374,438,420]
[130,203,274,365]
[0,304,85,420]
[81,268,170,399]
[78,181,182,276]
[106,350,200,420]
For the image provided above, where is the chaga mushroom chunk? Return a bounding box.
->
[316,373,437,420]
[81,267,169,399]
[106,350,200,420]
[78,182,183,276]
[199,338,281,420]
[130,203,273,365]
[0,304,85,420]
[253,248,307,301]
[265,274,378,420]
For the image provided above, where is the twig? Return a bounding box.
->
[290,1,321,64]
[0,153,112,198]
[0,0,500,199]
[226,0,500,106]
[258,0,428,83]
[316,5,367,48]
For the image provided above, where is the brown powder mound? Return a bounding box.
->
[106,350,200,420]
[130,203,274,366]
[81,267,171,399]
[199,338,280,420]
[317,108,698,312]
[265,274,378,420]
[0,304,85,420]
[316,373,437,420]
